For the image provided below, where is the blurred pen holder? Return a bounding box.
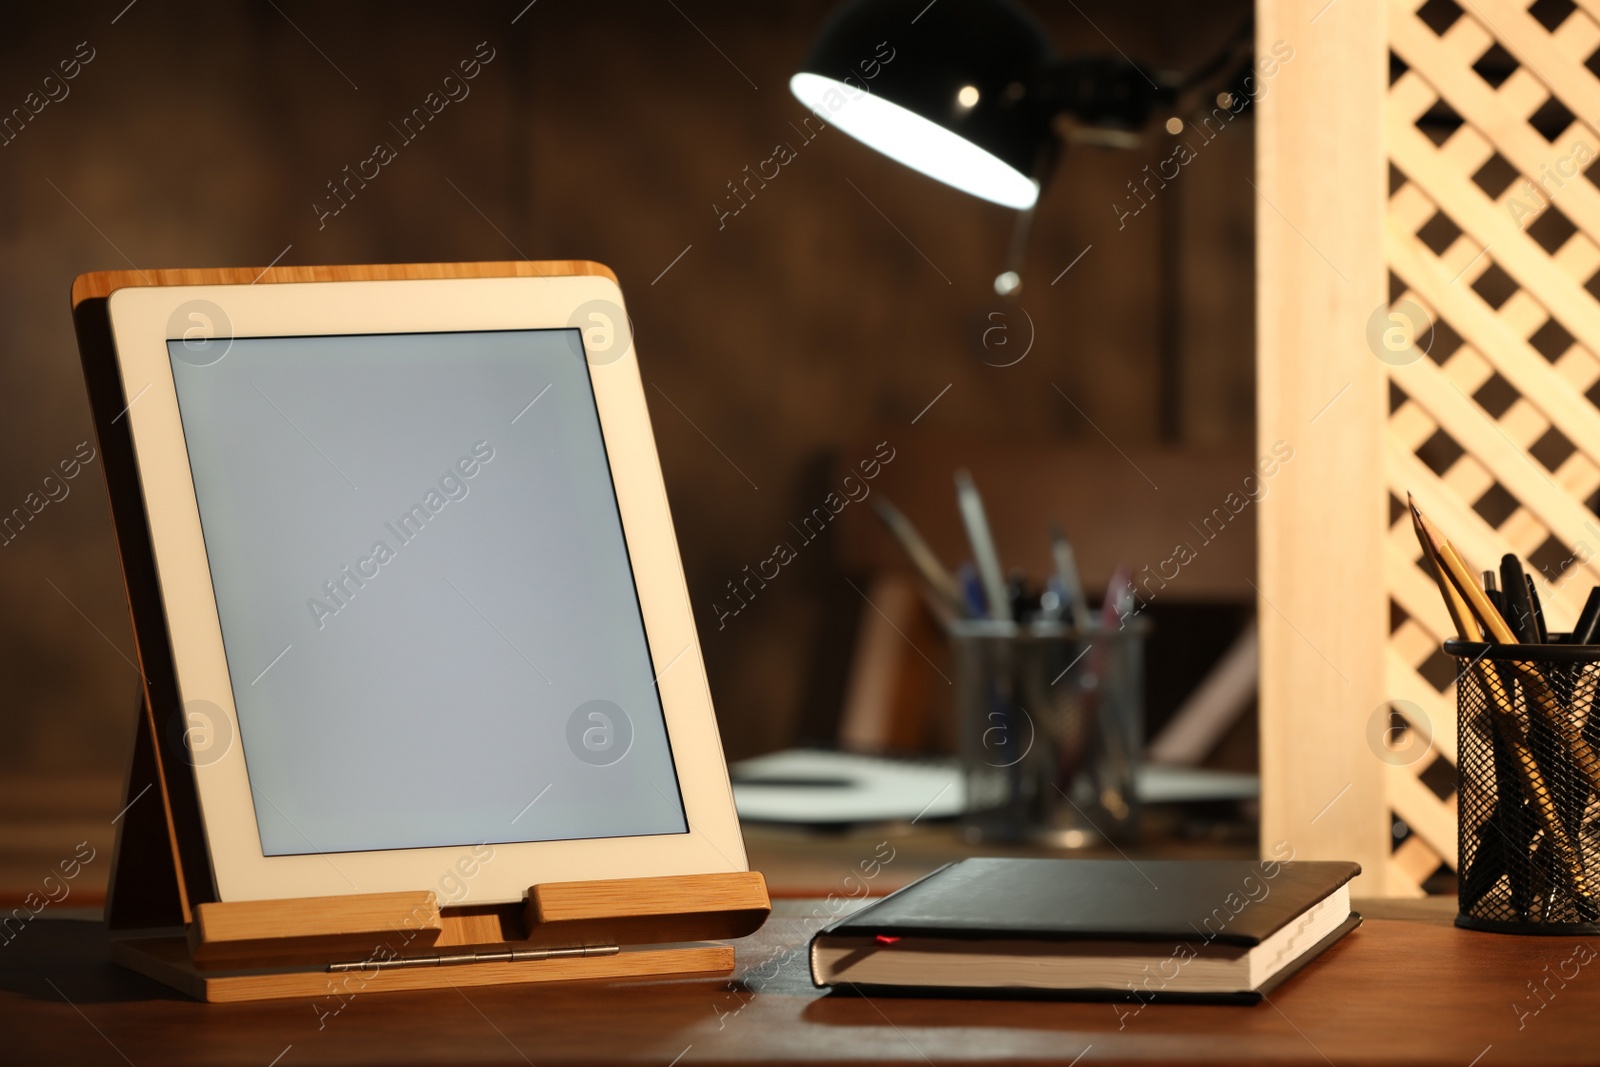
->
[949,618,1148,846]
[1446,639,1600,934]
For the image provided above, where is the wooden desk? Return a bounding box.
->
[2,899,1593,1066]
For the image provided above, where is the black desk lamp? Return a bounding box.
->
[790,0,1249,293]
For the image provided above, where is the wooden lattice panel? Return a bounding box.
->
[1384,0,1600,895]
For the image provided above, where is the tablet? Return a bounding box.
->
[103,273,745,903]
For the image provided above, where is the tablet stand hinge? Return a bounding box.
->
[328,943,619,973]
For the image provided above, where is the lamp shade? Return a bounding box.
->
[790,0,1058,209]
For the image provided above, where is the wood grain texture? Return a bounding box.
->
[436,906,520,949]
[832,438,1259,600]
[1256,0,1390,892]
[111,936,733,1004]
[526,871,771,948]
[70,260,617,306]
[187,891,442,968]
[5,903,1593,1065]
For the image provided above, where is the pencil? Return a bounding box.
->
[1408,497,1481,641]
[1414,503,1600,787]
[1411,502,1513,642]
[1489,707,1591,902]
[1409,496,1597,902]
[871,497,966,617]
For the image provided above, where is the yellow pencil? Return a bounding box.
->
[1409,495,1593,900]
[1410,500,1512,642]
[1407,496,1480,642]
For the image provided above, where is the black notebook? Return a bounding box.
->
[811,857,1361,1003]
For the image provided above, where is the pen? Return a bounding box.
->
[1038,575,1068,623]
[954,469,1012,622]
[1006,570,1037,621]
[1572,588,1600,645]
[1526,575,1548,644]
[1101,564,1133,630]
[956,562,988,619]
[1483,571,1509,632]
[1049,524,1091,632]
[1500,554,1536,643]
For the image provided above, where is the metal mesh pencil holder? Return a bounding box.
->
[1445,639,1600,934]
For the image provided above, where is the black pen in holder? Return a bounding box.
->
[1446,638,1600,934]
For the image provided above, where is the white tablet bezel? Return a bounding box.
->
[106,274,746,904]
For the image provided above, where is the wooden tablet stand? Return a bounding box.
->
[75,262,772,1003]
[107,704,769,1002]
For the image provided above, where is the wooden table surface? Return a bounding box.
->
[2,898,1594,1066]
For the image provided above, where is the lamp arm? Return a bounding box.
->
[1034,57,1170,131]
[1034,12,1255,132]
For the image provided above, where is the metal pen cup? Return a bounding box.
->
[949,617,1147,846]
[1446,638,1600,933]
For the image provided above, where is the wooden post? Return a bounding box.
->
[1255,0,1391,893]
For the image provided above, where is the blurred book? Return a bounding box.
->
[731,749,962,825]
[731,749,1256,825]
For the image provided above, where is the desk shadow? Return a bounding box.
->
[0,918,187,1003]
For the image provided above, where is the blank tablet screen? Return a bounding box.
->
[167,329,688,855]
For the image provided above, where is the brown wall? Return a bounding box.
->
[0,0,1253,776]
